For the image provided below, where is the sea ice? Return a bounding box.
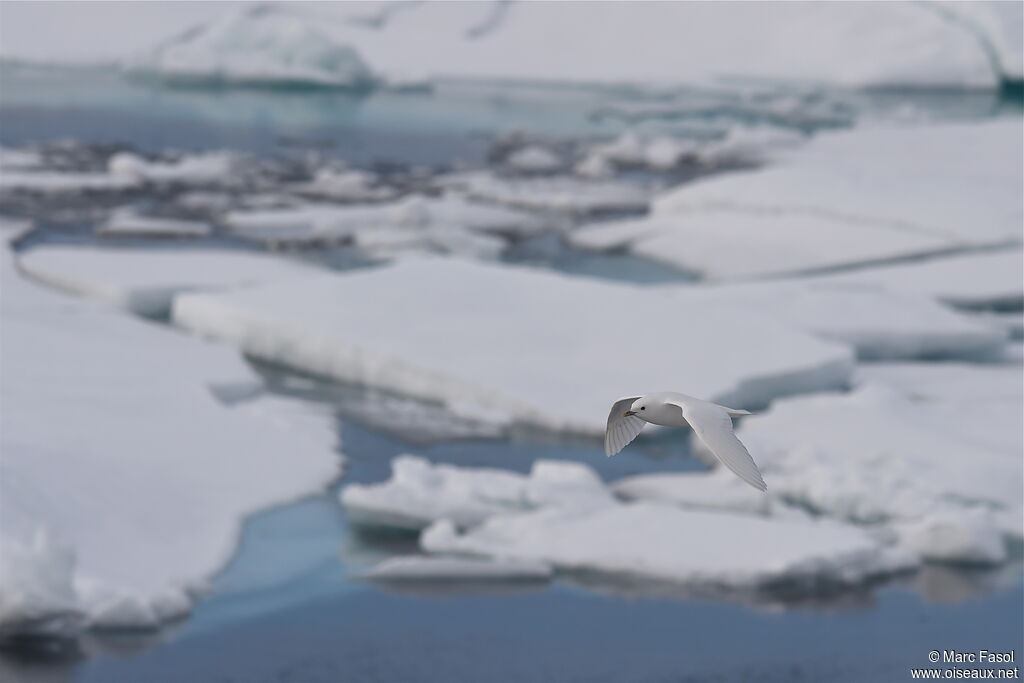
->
[358,556,553,582]
[612,470,772,516]
[317,1,1016,88]
[735,385,1021,561]
[173,257,854,434]
[808,249,1024,311]
[422,502,915,590]
[340,455,528,531]
[574,120,1022,280]
[108,151,236,185]
[224,194,545,250]
[448,171,650,215]
[97,207,211,238]
[1,247,342,634]
[18,245,319,316]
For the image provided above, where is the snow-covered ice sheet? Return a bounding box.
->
[701,281,1007,361]
[18,246,320,316]
[613,470,772,516]
[341,455,529,531]
[655,121,1023,247]
[809,249,1024,311]
[736,385,1022,562]
[305,1,1016,88]
[423,503,915,590]
[224,195,545,249]
[570,212,954,281]
[97,207,211,238]
[342,457,613,531]
[573,120,1023,280]
[173,258,854,434]
[0,247,342,634]
[449,172,649,215]
[127,4,376,89]
[855,362,1023,458]
[358,556,553,582]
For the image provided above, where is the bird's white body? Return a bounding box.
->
[604,391,766,491]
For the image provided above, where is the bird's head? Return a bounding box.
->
[623,398,648,417]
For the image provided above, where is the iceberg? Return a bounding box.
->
[0,246,342,634]
[17,246,320,317]
[317,1,1016,88]
[173,258,854,435]
[0,170,138,194]
[572,120,1023,280]
[128,4,376,90]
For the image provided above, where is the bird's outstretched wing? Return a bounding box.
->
[605,396,645,457]
[668,398,767,491]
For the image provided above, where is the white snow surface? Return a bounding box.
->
[0,247,342,633]
[735,384,1022,561]
[128,4,376,89]
[573,120,1023,280]
[303,1,1017,88]
[422,503,915,590]
[17,246,320,316]
[173,257,855,434]
[808,249,1024,310]
[613,470,773,516]
[0,171,138,193]
[341,455,529,531]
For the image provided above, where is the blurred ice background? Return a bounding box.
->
[0,2,1021,682]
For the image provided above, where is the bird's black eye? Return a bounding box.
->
[640,406,645,411]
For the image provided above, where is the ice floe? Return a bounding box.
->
[613,470,773,516]
[108,151,236,185]
[97,207,211,238]
[0,531,81,639]
[18,246,319,317]
[127,4,376,90]
[173,257,854,434]
[422,503,915,591]
[341,455,528,531]
[573,120,1022,280]
[224,194,546,252]
[448,172,649,216]
[809,249,1024,311]
[358,556,553,582]
[0,246,342,635]
[699,281,1007,361]
[0,170,138,194]
[735,385,1021,561]
[290,167,397,202]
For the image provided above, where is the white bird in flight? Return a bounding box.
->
[605,392,767,491]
